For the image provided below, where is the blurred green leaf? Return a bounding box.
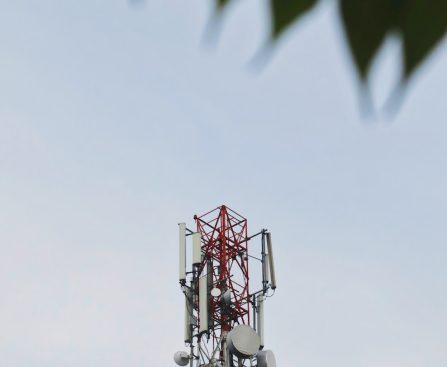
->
[214,0,447,89]
[399,0,447,78]
[340,0,402,80]
[216,0,231,11]
[270,0,319,38]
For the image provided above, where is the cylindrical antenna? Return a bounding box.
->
[179,223,186,283]
[261,231,267,293]
[265,255,270,284]
[266,233,276,290]
[192,232,202,265]
[257,294,264,348]
[184,288,192,343]
[199,275,209,333]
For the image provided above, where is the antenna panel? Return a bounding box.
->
[192,232,201,265]
[178,223,186,283]
[184,288,192,343]
[199,275,208,333]
[257,294,264,348]
[266,233,276,290]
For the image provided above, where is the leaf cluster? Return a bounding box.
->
[217,0,447,83]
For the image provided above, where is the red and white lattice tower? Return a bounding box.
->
[175,205,277,367]
[195,206,250,347]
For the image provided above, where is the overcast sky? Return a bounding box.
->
[1,1,446,367]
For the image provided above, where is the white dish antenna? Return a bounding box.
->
[211,288,221,297]
[227,325,261,359]
[174,351,190,366]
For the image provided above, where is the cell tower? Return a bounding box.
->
[174,205,277,367]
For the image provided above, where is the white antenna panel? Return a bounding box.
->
[178,223,186,282]
[199,275,208,333]
[265,255,270,284]
[184,289,191,343]
[266,233,276,290]
[192,232,202,265]
[256,294,264,348]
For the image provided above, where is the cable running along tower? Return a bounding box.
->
[174,205,277,367]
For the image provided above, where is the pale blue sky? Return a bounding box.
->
[1,1,446,367]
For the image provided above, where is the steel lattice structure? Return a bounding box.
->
[194,205,250,349]
[175,204,277,367]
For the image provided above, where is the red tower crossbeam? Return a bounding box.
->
[194,205,250,345]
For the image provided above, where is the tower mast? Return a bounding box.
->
[175,205,277,367]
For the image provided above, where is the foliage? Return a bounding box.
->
[217,0,447,84]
